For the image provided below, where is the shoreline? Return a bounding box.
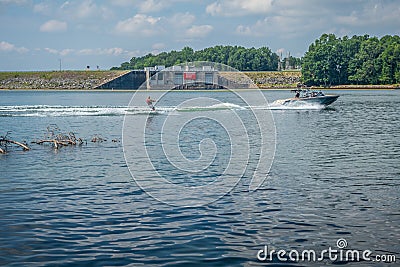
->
[0,70,398,91]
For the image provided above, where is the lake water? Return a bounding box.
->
[0,89,399,266]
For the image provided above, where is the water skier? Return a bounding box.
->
[146,96,156,111]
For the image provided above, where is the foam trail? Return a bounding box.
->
[0,103,247,117]
[0,105,175,117]
[268,101,325,110]
[175,102,245,112]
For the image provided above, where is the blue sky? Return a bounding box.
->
[1,0,399,71]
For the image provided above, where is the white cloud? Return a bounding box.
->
[115,14,161,35]
[236,25,253,36]
[139,0,167,13]
[44,48,75,56]
[78,48,127,56]
[33,2,51,14]
[60,1,69,9]
[40,20,68,32]
[236,17,273,37]
[0,0,28,5]
[150,43,166,56]
[168,12,196,28]
[152,43,165,50]
[108,0,135,7]
[205,2,221,16]
[235,14,322,40]
[78,47,139,59]
[334,2,400,28]
[60,49,74,56]
[233,0,400,40]
[42,47,135,57]
[336,12,360,26]
[0,41,28,53]
[185,25,213,38]
[0,41,15,51]
[206,0,273,16]
[59,0,113,20]
[167,12,213,40]
[44,48,59,54]
[75,0,99,19]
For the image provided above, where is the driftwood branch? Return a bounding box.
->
[0,136,30,152]
[33,125,84,149]
[4,139,30,150]
[91,134,106,143]
[1,125,117,154]
[34,139,69,146]
[34,138,84,149]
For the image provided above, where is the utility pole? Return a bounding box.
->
[59,59,62,72]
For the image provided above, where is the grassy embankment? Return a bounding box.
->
[0,70,128,90]
[244,71,301,88]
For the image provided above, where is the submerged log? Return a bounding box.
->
[34,139,70,147]
[1,139,30,151]
[91,134,106,143]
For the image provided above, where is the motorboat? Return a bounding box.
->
[273,89,339,106]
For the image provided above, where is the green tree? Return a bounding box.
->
[181,46,194,62]
[348,37,384,84]
[111,45,282,71]
[378,36,400,84]
[302,33,399,86]
[302,33,339,86]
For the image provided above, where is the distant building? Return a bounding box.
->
[145,65,221,90]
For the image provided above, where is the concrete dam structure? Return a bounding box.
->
[95,70,155,90]
[95,66,257,90]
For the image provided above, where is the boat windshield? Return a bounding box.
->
[294,89,325,98]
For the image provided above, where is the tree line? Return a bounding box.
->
[112,45,281,71]
[302,34,400,86]
[112,34,400,86]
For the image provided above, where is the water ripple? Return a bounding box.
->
[1,90,399,266]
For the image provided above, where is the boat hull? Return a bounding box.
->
[278,95,339,106]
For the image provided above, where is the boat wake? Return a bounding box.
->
[269,100,325,110]
[175,102,245,112]
[0,101,328,117]
[0,103,245,117]
[0,105,165,117]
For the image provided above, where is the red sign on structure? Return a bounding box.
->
[184,72,196,80]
